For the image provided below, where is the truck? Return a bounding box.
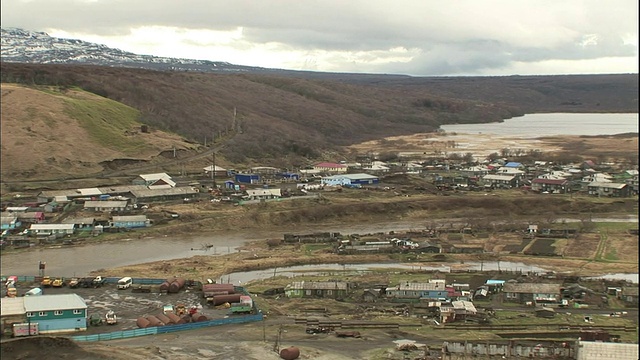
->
[12,323,39,337]
[40,276,52,287]
[105,310,117,325]
[92,276,106,288]
[229,305,253,315]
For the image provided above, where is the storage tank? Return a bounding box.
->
[165,312,184,324]
[202,283,235,297]
[136,317,150,328]
[209,294,242,306]
[168,278,187,293]
[156,313,172,325]
[190,312,207,322]
[279,346,300,360]
[180,314,192,323]
[159,280,173,292]
[146,315,164,327]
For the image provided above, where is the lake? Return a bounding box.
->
[440,113,639,136]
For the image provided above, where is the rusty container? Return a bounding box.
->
[209,294,242,306]
[165,312,184,324]
[146,315,164,327]
[168,278,187,293]
[159,281,172,292]
[136,317,150,328]
[190,312,208,322]
[202,283,235,293]
[156,313,173,325]
[180,314,192,323]
[279,346,300,360]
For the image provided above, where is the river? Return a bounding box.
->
[1,216,637,278]
[0,220,434,277]
[440,113,639,136]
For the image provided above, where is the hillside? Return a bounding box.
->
[0,62,637,181]
[0,83,197,180]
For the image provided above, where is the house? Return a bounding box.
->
[130,186,199,203]
[587,182,631,197]
[582,173,613,183]
[203,165,228,178]
[28,224,75,237]
[61,217,96,231]
[250,166,280,175]
[36,189,93,204]
[362,289,383,303]
[531,178,569,193]
[484,280,506,293]
[362,161,390,173]
[460,166,490,177]
[83,200,128,212]
[482,174,517,188]
[234,173,261,184]
[14,211,45,224]
[619,286,639,305]
[503,283,561,305]
[385,281,448,300]
[503,162,523,168]
[313,162,348,174]
[135,173,176,189]
[245,189,282,201]
[24,294,88,334]
[0,214,21,230]
[439,300,477,323]
[285,281,350,299]
[277,172,300,181]
[110,215,150,229]
[1,297,27,334]
[321,173,379,187]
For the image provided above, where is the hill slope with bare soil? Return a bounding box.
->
[0,84,197,180]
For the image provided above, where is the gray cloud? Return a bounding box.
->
[2,0,637,75]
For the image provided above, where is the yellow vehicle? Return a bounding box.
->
[52,278,65,287]
[6,287,17,297]
[40,276,52,287]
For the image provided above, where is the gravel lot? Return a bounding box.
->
[5,279,240,334]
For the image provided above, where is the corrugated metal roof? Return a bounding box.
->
[62,217,95,225]
[287,281,348,290]
[30,224,75,230]
[1,297,25,316]
[24,294,87,312]
[387,282,445,291]
[112,215,148,222]
[588,182,627,189]
[139,173,172,181]
[503,282,560,294]
[83,201,128,208]
[131,187,198,198]
[78,188,102,196]
[483,174,515,181]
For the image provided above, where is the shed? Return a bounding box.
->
[535,307,556,318]
[24,294,87,334]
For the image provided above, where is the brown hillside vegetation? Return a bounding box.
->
[1,63,637,169]
[0,83,196,180]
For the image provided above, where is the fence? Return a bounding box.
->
[71,313,263,342]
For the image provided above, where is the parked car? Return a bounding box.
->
[52,278,65,287]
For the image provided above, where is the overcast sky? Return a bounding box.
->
[2,0,638,76]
